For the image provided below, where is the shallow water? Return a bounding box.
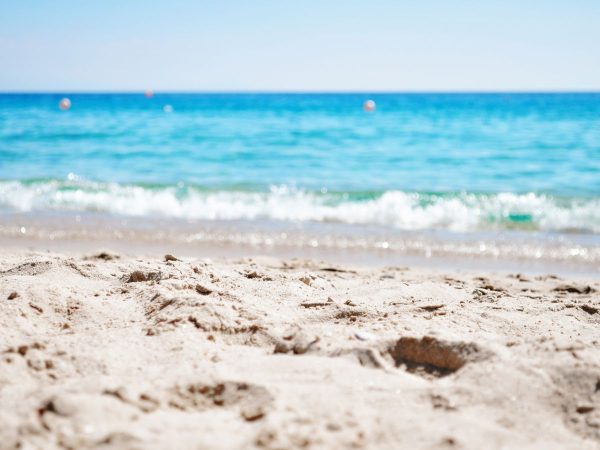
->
[1,93,599,265]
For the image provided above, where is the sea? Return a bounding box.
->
[1,93,599,273]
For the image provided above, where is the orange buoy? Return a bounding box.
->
[59,98,71,111]
[145,89,154,99]
[363,99,376,112]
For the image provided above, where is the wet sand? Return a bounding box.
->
[2,211,599,278]
[1,248,599,449]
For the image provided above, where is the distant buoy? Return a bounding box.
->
[145,89,154,99]
[363,99,376,112]
[59,98,71,111]
[163,104,173,113]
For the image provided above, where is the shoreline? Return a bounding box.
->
[1,211,599,278]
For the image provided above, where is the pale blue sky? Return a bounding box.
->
[1,0,599,91]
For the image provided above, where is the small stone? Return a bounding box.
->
[581,305,598,315]
[195,284,213,295]
[93,251,119,261]
[39,396,77,417]
[576,404,595,414]
[127,271,161,283]
[420,304,444,312]
[7,291,18,300]
[354,331,376,341]
[442,437,457,446]
[164,254,179,262]
[274,342,291,354]
[29,302,43,313]
[554,284,595,294]
[281,327,298,340]
[128,271,147,282]
[293,335,319,355]
[241,404,266,421]
[299,276,312,286]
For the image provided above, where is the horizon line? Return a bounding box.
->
[1,89,600,95]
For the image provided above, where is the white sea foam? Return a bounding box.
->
[1,180,599,233]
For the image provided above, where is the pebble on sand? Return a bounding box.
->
[553,284,596,294]
[299,276,312,286]
[86,251,119,261]
[354,331,376,341]
[195,284,213,295]
[127,271,162,283]
[581,305,598,315]
[128,271,148,282]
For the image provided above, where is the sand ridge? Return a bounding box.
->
[0,251,599,449]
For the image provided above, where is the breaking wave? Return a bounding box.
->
[1,179,599,234]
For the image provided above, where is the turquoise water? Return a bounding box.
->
[0,93,599,234]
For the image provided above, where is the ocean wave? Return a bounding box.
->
[0,180,599,233]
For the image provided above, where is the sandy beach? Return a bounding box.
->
[1,249,599,449]
[3,0,600,448]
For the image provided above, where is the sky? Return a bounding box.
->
[0,0,599,92]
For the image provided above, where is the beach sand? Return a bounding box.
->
[1,249,599,449]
